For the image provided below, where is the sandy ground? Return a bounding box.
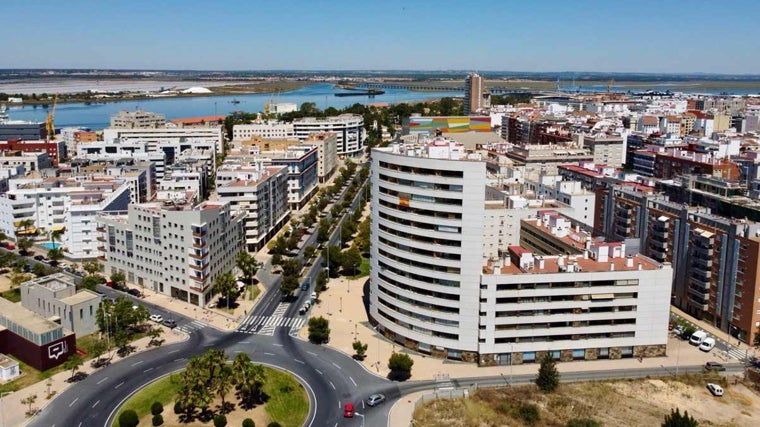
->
[410,378,760,427]
[138,396,271,427]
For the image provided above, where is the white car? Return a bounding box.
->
[367,393,386,407]
[699,337,716,352]
[149,314,163,323]
[707,383,724,397]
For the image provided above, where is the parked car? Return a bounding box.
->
[301,282,310,291]
[343,403,354,418]
[34,255,45,261]
[699,337,716,352]
[149,314,164,323]
[311,291,317,300]
[367,393,386,407]
[5,244,15,250]
[127,288,142,297]
[704,361,726,372]
[673,325,684,337]
[707,383,724,397]
[162,319,177,329]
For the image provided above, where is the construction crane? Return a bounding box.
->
[607,79,615,94]
[45,95,57,141]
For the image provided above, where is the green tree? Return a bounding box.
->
[50,227,65,244]
[308,316,330,344]
[21,394,37,416]
[9,271,31,288]
[148,326,164,347]
[110,271,126,288]
[152,414,164,426]
[316,218,330,244]
[119,409,139,427]
[662,408,699,427]
[213,272,238,309]
[242,419,255,427]
[355,218,370,255]
[232,353,265,406]
[214,414,227,427]
[90,339,108,365]
[352,340,368,360]
[388,353,414,381]
[17,237,34,255]
[236,251,258,285]
[341,246,362,277]
[315,269,328,293]
[32,262,48,277]
[272,234,288,256]
[47,247,64,266]
[0,230,6,243]
[79,275,102,291]
[83,259,102,276]
[325,245,342,277]
[303,245,316,262]
[63,354,84,380]
[151,401,164,416]
[535,353,560,393]
[287,231,301,252]
[280,274,299,296]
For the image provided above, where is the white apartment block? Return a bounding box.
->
[370,141,672,365]
[233,121,295,141]
[305,132,338,183]
[216,164,290,252]
[575,132,626,167]
[293,114,365,157]
[0,177,131,259]
[21,274,102,336]
[0,165,25,193]
[158,167,207,203]
[526,176,596,227]
[110,110,166,129]
[96,200,244,307]
[0,151,53,172]
[101,126,223,154]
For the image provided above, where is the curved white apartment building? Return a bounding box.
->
[370,139,673,365]
[293,114,365,157]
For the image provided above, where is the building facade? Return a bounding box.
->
[370,141,672,364]
[293,115,365,157]
[96,200,244,307]
[20,274,102,336]
[110,110,166,128]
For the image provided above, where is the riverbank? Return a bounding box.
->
[3,80,314,106]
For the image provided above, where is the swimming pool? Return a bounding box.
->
[40,242,61,250]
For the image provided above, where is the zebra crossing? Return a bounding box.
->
[175,320,208,335]
[237,302,306,336]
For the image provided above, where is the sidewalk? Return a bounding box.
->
[671,306,754,354]
[2,331,187,427]
[136,281,260,332]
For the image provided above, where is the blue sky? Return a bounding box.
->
[2,0,759,73]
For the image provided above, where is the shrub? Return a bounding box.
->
[662,408,698,427]
[118,410,139,427]
[214,414,228,427]
[242,419,255,427]
[267,423,282,427]
[535,353,560,393]
[173,400,184,415]
[567,418,601,427]
[152,414,164,426]
[151,401,164,415]
[518,403,540,426]
[387,353,414,381]
[308,316,330,344]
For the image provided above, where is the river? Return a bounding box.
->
[3,84,462,130]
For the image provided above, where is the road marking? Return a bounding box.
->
[69,397,79,407]
[97,377,109,384]
[332,362,341,370]
[264,352,275,356]
[349,376,357,387]
[174,358,186,362]
[272,343,283,347]
[294,359,305,364]
[77,423,82,427]
[240,341,250,344]
[307,351,317,356]
[338,401,341,408]
[115,382,124,389]
[315,368,323,375]
[362,400,365,409]
[329,381,335,390]
[168,349,180,354]
[144,367,153,372]
[131,360,143,366]
[92,400,100,408]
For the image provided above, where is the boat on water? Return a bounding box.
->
[334,89,385,97]
[230,99,241,104]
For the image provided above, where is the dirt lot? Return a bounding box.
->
[412,375,760,427]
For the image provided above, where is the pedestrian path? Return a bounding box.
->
[175,319,208,335]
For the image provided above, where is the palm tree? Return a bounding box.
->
[50,227,65,244]
[213,365,234,410]
[17,237,33,255]
[16,219,35,236]
[47,247,64,266]
[213,272,237,309]
[0,230,7,243]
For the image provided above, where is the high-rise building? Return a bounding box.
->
[110,110,166,129]
[464,73,484,115]
[370,140,672,365]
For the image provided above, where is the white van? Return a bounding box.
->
[690,330,708,346]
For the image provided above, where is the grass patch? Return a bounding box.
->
[114,374,182,427]
[1,287,20,302]
[349,257,370,279]
[249,284,261,301]
[263,367,309,427]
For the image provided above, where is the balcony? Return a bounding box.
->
[192,239,207,249]
[690,274,710,289]
[98,255,107,262]
[188,263,207,272]
[96,236,106,242]
[188,251,205,260]
[192,230,206,238]
[190,271,209,281]
[96,226,105,232]
[97,245,105,251]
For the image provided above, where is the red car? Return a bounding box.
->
[343,403,354,418]
[5,244,15,250]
